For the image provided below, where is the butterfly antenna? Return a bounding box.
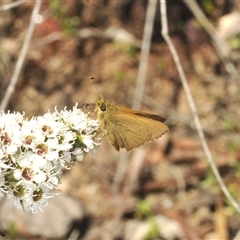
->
[90,77,104,99]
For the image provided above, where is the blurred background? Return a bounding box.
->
[1,0,240,239]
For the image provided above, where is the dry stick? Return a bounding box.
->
[132,0,157,109]
[0,0,42,111]
[112,151,129,193]
[159,0,240,213]
[0,0,28,11]
[112,0,157,193]
[183,0,240,85]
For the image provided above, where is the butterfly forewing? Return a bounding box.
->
[117,106,166,122]
[106,111,168,151]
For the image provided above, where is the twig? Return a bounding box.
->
[132,0,157,110]
[113,151,129,193]
[168,162,186,200]
[0,0,42,111]
[0,0,28,11]
[183,0,240,85]
[113,0,157,193]
[159,0,240,213]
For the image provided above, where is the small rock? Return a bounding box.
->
[0,193,86,239]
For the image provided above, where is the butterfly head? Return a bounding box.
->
[95,98,118,122]
[96,98,109,112]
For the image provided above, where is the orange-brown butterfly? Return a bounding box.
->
[95,98,169,151]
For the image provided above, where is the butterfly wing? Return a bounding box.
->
[105,111,169,151]
[117,106,166,122]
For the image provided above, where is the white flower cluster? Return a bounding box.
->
[0,104,100,213]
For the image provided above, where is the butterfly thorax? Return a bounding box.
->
[95,98,118,125]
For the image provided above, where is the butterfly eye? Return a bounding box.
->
[100,104,106,111]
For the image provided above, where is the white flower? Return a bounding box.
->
[13,169,22,180]
[0,104,100,213]
[34,171,47,183]
[72,148,83,161]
